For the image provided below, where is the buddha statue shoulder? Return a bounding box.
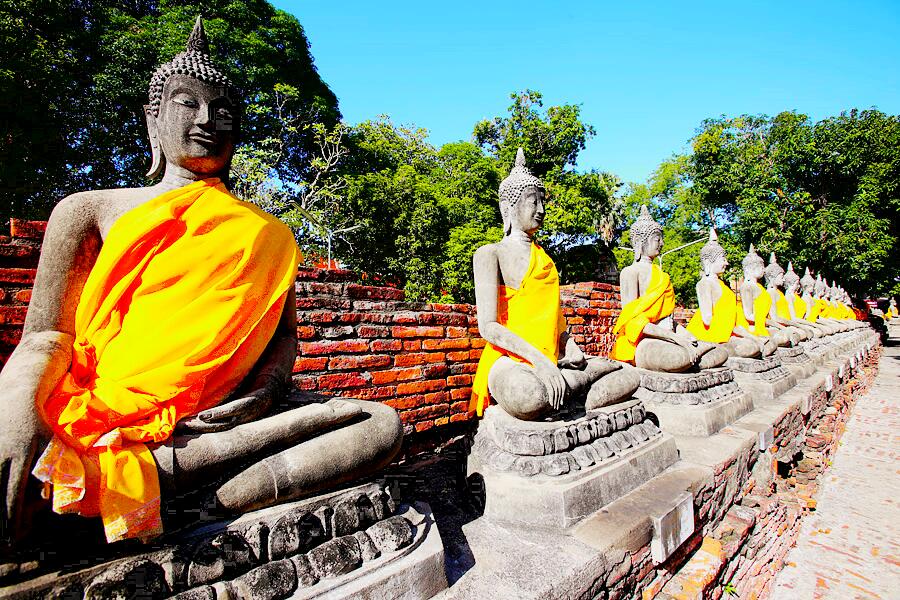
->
[0,17,401,549]
[469,149,640,421]
[685,229,771,358]
[610,207,728,372]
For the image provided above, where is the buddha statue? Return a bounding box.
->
[763,253,817,342]
[737,245,793,348]
[887,298,898,320]
[783,262,833,336]
[470,149,640,421]
[0,18,401,550]
[685,229,773,357]
[611,207,728,372]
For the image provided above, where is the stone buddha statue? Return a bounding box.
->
[737,245,793,348]
[685,228,773,358]
[783,262,833,336]
[470,149,640,421]
[763,253,816,342]
[611,207,728,372]
[0,18,401,550]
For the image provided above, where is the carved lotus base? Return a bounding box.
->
[467,401,678,529]
[0,483,447,600]
[775,345,816,378]
[634,367,753,436]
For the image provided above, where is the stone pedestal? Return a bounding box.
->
[775,345,816,379]
[467,401,678,529]
[726,355,796,403]
[0,483,447,600]
[634,367,753,436]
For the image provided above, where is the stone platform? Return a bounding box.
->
[775,344,816,379]
[0,483,447,600]
[467,401,678,529]
[634,367,753,436]
[726,354,796,403]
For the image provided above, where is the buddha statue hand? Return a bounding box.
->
[177,374,280,434]
[557,335,587,370]
[0,404,46,548]
[533,355,567,410]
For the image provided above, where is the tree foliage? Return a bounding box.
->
[0,0,339,222]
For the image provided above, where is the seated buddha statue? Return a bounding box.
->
[763,254,816,341]
[737,245,792,348]
[812,276,851,331]
[0,18,401,549]
[782,262,832,336]
[470,149,640,421]
[610,206,729,372]
[686,229,773,358]
[798,268,837,334]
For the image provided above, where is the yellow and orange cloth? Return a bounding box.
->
[792,295,808,321]
[686,279,737,344]
[470,243,565,417]
[32,179,299,543]
[774,290,792,320]
[610,263,675,363]
[736,283,771,336]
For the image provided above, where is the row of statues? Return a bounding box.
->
[0,18,872,599]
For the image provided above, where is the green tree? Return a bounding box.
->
[0,0,339,222]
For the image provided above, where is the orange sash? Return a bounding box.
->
[791,294,807,321]
[610,264,675,363]
[33,179,299,542]
[686,279,736,344]
[775,290,792,320]
[470,243,565,417]
[736,283,771,336]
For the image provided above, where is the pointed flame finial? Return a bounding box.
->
[186,15,210,55]
[514,147,526,169]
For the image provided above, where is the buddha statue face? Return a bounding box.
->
[150,74,237,178]
[631,205,663,262]
[741,246,765,281]
[506,185,546,235]
[699,228,726,276]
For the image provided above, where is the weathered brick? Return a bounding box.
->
[414,420,435,433]
[371,339,403,352]
[396,380,446,395]
[450,412,472,423]
[446,350,470,362]
[422,364,449,379]
[358,325,390,338]
[0,269,36,285]
[422,338,469,351]
[403,341,421,351]
[0,289,5,303]
[423,391,449,405]
[0,306,27,325]
[293,375,318,391]
[446,326,467,338]
[296,325,317,340]
[293,357,328,372]
[434,416,450,427]
[9,219,46,239]
[346,284,405,301]
[387,395,425,410]
[300,340,368,356]
[447,374,472,387]
[371,367,422,385]
[392,326,444,339]
[349,386,396,400]
[451,400,469,413]
[317,373,369,390]
[450,388,472,401]
[416,312,468,326]
[328,355,392,370]
[395,353,427,367]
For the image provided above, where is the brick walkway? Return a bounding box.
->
[769,333,900,599]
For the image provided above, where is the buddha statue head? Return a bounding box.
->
[800,267,815,295]
[764,252,785,288]
[631,205,663,262]
[741,244,765,281]
[814,274,828,298]
[699,228,727,276]
[498,148,546,236]
[783,262,800,295]
[145,16,241,180]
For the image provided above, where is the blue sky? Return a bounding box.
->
[274,0,900,184]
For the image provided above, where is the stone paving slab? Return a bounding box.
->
[769,337,900,600]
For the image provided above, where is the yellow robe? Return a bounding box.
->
[774,290,792,320]
[610,264,675,363]
[736,283,771,336]
[792,295,808,321]
[686,279,736,344]
[33,179,300,542]
[470,243,565,417]
[807,298,828,322]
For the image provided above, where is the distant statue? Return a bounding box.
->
[685,229,772,357]
[610,206,728,372]
[783,262,833,336]
[737,245,792,348]
[470,149,640,421]
[763,254,816,341]
[0,17,401,549]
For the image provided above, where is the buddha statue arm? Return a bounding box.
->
[739,284,756,323]
[0,192,100,544]
[620,268,699,360]
[473,246,566,409]
[557,331,587,369]
[178,286,298,433]
[696,279,714,327]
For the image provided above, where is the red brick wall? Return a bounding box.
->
[0,220,651,437]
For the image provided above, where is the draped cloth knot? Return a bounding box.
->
[32,179,300,543]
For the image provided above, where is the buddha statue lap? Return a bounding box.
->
[764,254,820,341]
[611,206,729,373]
[0,18,402,554]
[685,229,770,358]
[470,149,640,421]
